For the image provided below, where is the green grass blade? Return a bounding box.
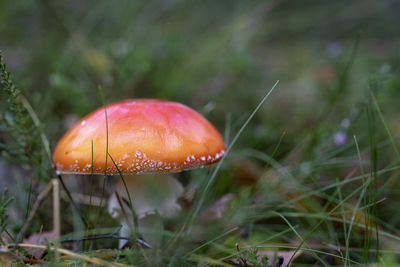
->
[187,80,279,233]
[273,211,328,266]
[93,85,109,230]
[370,90,400,161]
[107,153,140,238]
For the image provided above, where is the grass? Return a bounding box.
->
[1,0,400,266]
[186,80,279,235]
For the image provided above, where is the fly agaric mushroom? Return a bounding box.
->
[53,99,225,247]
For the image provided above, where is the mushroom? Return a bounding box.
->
[53,99,225,247]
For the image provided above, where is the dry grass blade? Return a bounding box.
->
[52,179,60,260]
[14,243,132,267]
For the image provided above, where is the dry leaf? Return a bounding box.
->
[23,231,55,259]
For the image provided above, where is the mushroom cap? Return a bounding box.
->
[53,99,225,175]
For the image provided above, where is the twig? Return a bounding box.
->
[62,234,129,243]
[61,234,151,248]
[52,179,60,261]
[11,243,132,267]
[15,182,53,245]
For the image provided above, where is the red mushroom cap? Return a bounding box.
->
[53,99,225,175]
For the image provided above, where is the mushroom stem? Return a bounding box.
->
[108,174,184,248]
[114,191,139,244]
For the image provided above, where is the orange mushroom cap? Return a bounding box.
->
[53,99,225,175]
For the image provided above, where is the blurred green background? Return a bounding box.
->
[1,0,399,148]
[1,0,400,265]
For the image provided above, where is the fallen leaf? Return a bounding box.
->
[23,231,55,259]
